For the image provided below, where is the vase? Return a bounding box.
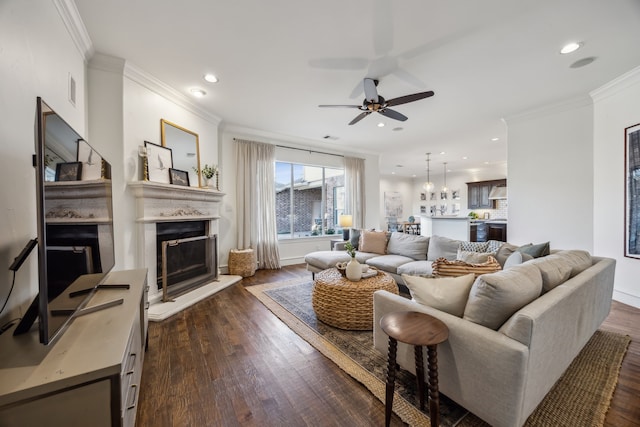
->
[346,257,362,281]
[203,177,213,188]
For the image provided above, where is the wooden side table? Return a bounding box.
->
[380,311,449,427]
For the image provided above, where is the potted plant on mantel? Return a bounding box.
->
[194,164,219,189]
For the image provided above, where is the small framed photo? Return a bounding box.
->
[420,205,427,214]
[55,162,82,181]
[169,168,190,186]
[77,139,103,180]
[430,192,436,201]
[420,192,426,201]
[440,191,448,200]
[145,141,173,184]
[452,189,460,200]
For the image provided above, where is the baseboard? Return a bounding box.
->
[279,256,306,266]
[613,289,640,309]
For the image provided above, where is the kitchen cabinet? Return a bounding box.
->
[466,179,506,209]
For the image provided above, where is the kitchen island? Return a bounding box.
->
[420,216,471,241]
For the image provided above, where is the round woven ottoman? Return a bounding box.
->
[228,248,256,277]
[312,268,398,330]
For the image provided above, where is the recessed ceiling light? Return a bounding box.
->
[491,137,499,141]
[378,122,385,127]
[391,171,395,175]
[560,42,583,54]
[204,73,219,83]
[190,88,206,98]
[484,161,490,165]
[440,151,445,155]
[462,156,468,160]
[412,174,416,177]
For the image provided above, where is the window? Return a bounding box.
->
[275,162,345,239]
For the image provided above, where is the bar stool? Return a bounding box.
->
[380,311,449,427]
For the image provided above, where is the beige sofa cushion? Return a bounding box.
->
[387,232,429,260]
[552,250,592,277]
[359,230,388,254]
[432,256,501,278]
[463,263,543,330]
[427,235,461,260]
[457,249,494,264]
[527,254,573,292]
[402,273,475,317]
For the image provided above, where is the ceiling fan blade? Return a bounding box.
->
[363,78,379,103]
[385,91,434,107]
[349,111,372,125]
[318,104,361,108]
[378,108,408,122]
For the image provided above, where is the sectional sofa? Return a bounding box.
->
[304,231,502,286]
[373,250,615,426]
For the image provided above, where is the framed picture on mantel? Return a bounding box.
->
[625,122,640,259]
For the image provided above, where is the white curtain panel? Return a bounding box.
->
[345,156,366,228]
[235,139,281,269]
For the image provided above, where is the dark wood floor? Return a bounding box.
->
[136,265,640,427]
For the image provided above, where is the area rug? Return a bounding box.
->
[246,279,631,427]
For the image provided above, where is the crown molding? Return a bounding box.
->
[123,62,222,126]
[54,0,94,62]
[503,95,593,125]
[590,66,640,103]
[88,53,126,74]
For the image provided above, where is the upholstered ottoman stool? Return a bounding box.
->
[228,248,256,277]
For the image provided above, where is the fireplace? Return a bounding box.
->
[156,221,218,301]
[129,181,226,310]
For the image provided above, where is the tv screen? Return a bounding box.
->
[22,97,116,344]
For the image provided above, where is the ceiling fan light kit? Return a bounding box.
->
[319,78,434,125]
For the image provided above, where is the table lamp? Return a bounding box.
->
[339,214,353,241]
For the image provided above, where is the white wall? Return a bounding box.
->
[220,125,380,266]
[592,67,640,308]
[0,0,88,322]
[87,55,222,271]
[506,97,594,250]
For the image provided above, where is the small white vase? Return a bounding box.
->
[346,257,362,281]
[203,177,213,188]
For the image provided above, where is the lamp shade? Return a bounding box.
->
[339,214,353,228]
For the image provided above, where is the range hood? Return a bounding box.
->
[488,185,507,199]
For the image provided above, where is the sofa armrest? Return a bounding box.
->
[373,290,530,427]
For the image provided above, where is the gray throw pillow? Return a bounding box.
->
[387,232,429,260]
[495,242,522,267]
[463,263,543,330]
[503,251,533,269]
[427,235,461,260]
[517,242,550,258]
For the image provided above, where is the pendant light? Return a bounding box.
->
[422,153,434,192]
[442,162,448,193]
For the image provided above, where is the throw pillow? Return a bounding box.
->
[457,249,494,264]
[358,230,388,254]
[432,256,501,278]
[459,241,490,252]
[527,254,573,292]
[503,251,533,269]
[495,242,523,267]
[486,240,504,253]
[463,263,543,330]
[427,235,461,260]
[349,228,361,250]
[550,250,592,277]
[516,241,550,258]
[387,232,429,260]
[402,273,475,317]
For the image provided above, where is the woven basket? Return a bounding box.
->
[228,248,256,277]
[312,268,398,330]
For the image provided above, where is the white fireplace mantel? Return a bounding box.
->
[128,181,225,222]
[128,181,238,320]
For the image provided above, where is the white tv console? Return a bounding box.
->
[0,269,148,427]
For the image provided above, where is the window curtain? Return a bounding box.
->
[235,139,281,269]
[345,156,366,228]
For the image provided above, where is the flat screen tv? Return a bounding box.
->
[14,97,116,344]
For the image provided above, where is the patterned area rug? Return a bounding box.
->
[246,280,631,427]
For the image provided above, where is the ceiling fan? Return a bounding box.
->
[319,78,434,125]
